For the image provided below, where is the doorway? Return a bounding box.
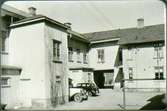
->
[93,70,114,88]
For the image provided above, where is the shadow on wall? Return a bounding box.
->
[140,93,166,110]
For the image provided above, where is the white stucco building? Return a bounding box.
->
[67,30,94,86]
[84,18,165,91]
[119,23,165,91]
[1,7,70,108]
[1,5,165,109]
[84,34,122,88]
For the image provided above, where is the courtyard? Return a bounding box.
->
[5,89,165,111]
[55,89,165,110]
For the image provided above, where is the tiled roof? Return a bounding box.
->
[84,30,120,42]
[84,24,165,44]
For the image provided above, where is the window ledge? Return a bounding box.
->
[1,51,9,55]
[1,85,11,88]
[97,61,105,63]
[154,78,165,80]
[53,60,62,63]
[127,59,133,61]
[153,57,164,59]
[69,60,74,62]
[77,61,81,63]
[84,62,88,64]
[127,80,134,83]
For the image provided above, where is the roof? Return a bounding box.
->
[68,30,90,43]
[84,30,120,42]
[1,4,31,18]
[10,14,69,29]
[84,24,165,45]
[118,24,164,45]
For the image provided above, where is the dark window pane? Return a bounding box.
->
[155,73,159,79]
[68,47,73,61]
[160,72,164,79]
[77,49,81,62]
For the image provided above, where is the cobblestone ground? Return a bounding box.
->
[56,89,164,110]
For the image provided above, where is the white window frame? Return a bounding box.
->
[77,49,81,63]
[104,72,114,86]
[53,40,61,61]
[97,49,105,63]
[153,43,164,59]
[68,47,73,62]
[154,66,164,80]
[128,67,133,80]
[83,51,88,64]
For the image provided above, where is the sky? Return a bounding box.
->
[4,0,165,33]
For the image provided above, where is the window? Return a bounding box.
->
[159,47,163,58]
[83,51,88,64]
[88,73,91,83]
[97,49,104,63]
[104,72,114,86]
[76,83,81,87]
[153,43,164,59]
[81,84,86,87]
[1,31,8,52]
[53,40,61,61]
[77,49,81,63]
[154,47,163,58]
[154,66,164,80]
[55,75,61,83]
[119,49,122,64]
[128,67,133,80]
[2,37,6,51]
[1,77,10,86]
[154,47,158,58]
[68,47,73,62]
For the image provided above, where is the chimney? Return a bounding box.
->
[64,22,72,29]
[28,7,36,16]
[137,18,144,28]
